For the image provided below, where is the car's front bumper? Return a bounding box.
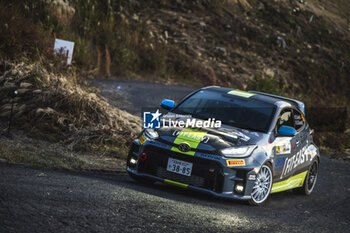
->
[126,139,262,200]
[127,169,253,200]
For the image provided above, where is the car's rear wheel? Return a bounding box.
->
[249,164,273,206]
[296,160,318,195]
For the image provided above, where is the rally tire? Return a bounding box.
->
[128,172,155,184]
[248,163,273,206]
[296,160,319,195]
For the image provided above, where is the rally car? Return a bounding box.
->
[126,87,319,205]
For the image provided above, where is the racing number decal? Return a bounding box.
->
[276,142,291,155]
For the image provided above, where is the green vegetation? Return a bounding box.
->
[247,75,285,96]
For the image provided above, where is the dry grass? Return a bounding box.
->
[0,61,142,162]
[0,128,127,172]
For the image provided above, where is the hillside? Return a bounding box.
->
[139,0,350,101]
[1,0,350,102]
[0,0,349,163]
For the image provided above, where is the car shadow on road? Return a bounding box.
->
[89,170,312,210]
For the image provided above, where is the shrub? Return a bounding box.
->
[0,2,52,60]
[247,75,285,95]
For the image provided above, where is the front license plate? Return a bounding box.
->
[167,158,193,176]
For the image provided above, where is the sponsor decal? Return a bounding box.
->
[171,128,208,156]
[248,174,256,181]
[226,159,246,167]
[138,135,146,145]
[250,132,259,137]
[281,145,309,178]
[275,157,286,171]
[196,153,221,161]
[227,90,256,98]
[172,129,210,143]
[305,144,317,160]
[241,129,259,137]
[276,142,291,155]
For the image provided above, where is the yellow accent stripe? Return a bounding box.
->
[271,171,308,193]
[227,90,256,98]
[300,111,306,122]
[164,179,188,188]
[171,128,207,156]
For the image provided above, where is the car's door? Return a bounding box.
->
[291,109,311,173]
[293,109,306,148]
[273,108,300,181]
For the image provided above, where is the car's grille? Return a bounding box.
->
[139,145,224,193]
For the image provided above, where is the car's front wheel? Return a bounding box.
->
[248,164,273,206]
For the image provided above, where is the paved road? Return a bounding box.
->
[1,157,350,233]
[88,79,197,115]
[1,79,350,232]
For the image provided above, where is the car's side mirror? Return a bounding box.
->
[160,99,175,110]
[277,125,296,137]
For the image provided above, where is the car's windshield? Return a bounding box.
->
[173,89,276,132]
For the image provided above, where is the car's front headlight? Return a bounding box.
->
[221,145,257,158]
[144,129,159,139]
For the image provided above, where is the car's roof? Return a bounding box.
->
[202,86,287,105]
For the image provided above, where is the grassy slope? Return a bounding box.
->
[0,61,141,169]
[0,0,349,165]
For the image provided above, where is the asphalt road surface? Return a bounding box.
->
[88,79,196,115]
[1,157,350,233]
[1,80,350,233]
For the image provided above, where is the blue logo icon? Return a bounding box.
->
[143,109,162,129]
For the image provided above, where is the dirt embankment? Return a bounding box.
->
[0,61,141,170]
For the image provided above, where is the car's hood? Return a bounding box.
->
[155,113,266,153]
